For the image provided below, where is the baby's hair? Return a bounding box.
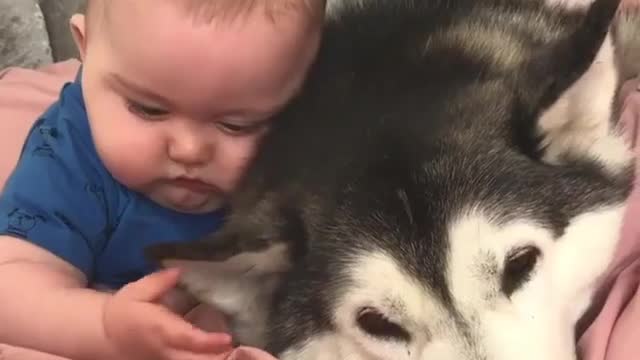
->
[80,0,325,25]
[185,0,326,23]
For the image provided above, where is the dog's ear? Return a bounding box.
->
[614,6,640,81]
[145,206,306,347]
[513,0,634,175]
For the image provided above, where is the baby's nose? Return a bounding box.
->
[168,133,212,166]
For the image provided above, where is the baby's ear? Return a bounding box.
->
[145,208,304,347]
[514,0,634,175]
[69,14,87,61]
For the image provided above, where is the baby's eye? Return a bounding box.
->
[218,120,269,136]
[126,100,169,120]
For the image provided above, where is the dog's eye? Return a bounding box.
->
[356,307,411,342]
[501,245,541,297]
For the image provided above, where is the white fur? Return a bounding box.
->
[163,243,289,347]
[545,0,595,10]
[448,206,626,360]
[326,0,365,19]
[282,204,626,360]
[424,24,528,69]
[537,33,633,175]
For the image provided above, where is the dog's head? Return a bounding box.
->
[147,0,635,359]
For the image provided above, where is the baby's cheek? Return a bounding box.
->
[92,121,167,189]
[216,136,263,191]
[107,156,158,189]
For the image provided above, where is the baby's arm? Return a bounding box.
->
[0,236,233,360]
[0,236,116,360]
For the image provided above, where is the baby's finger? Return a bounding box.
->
[119,268,182,302]
[153,309,233,352]
[163,348,235,360]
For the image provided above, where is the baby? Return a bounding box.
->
[0,0,324,359]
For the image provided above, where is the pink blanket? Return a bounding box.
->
[0,62,639,360]
[577,77,640,360]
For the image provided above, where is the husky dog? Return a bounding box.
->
[147,0,640,359]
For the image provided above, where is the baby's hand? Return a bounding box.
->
[103,268,233,360]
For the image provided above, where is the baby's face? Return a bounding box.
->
[74,0,321,213]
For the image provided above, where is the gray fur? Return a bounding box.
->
[614,8,640,80]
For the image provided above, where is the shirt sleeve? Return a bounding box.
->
[0,113,110,279]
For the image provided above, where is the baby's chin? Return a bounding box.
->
[147,189,227,214]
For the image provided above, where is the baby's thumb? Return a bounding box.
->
[119,268,182,302]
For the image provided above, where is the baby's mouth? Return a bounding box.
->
[171,177,218,193]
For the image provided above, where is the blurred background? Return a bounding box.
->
[0,0,84,69]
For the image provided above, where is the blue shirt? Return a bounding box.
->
[0,71,226,289]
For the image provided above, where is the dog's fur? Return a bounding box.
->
[147,0,640,359]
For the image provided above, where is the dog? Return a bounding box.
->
[146,0,640,359]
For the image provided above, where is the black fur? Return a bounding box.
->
[147,0,633,356]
